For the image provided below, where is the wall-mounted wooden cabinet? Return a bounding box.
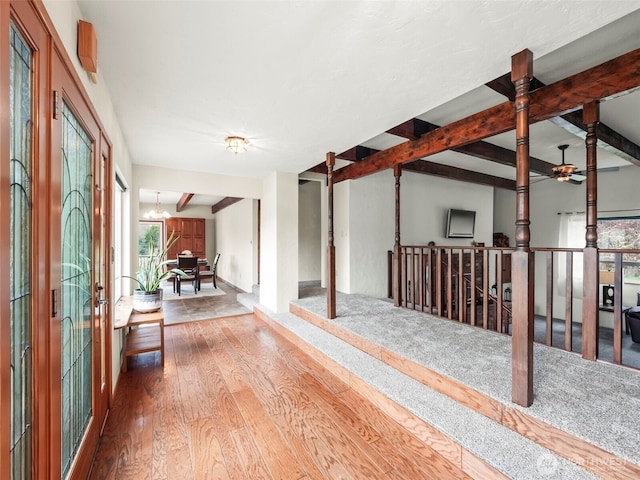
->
[165,217,206,260]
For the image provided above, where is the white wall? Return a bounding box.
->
[214,198,255,293]
[493,188,516,245]
[134,164,262,199]
[299,181,322,281]
[348,170,395,297]
[300,172,329,287]
[260,172,299,312]
[338,170,495,298]
[334,181,351,293]
[401,172,494,246]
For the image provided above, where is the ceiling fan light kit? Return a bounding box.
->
[551,144,578,181]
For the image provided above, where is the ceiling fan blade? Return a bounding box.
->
[569,173,586,182]
[573,166,620,176]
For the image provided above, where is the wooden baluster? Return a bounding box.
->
[511,49,535,407]
[482,249,489,330]
[447,249,453,320]
[565,252,573,352]
[412,247,417,309]
[470,249,477,326]
[458,250,464,322]
[326,152,336,319]
[545,252,554,346]
[419,248,425,312]
[582,101,599,360]
[613,253,623,364]
[434,248,443,317]
[496,253,503,332]
[387,250,393,299]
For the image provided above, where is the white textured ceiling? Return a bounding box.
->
[75,1,640,190]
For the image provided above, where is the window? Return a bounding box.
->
[598,217,640,283]
[139,220,164,258]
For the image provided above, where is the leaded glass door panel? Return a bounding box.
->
[60,102,94,478]
[9,20,33,480]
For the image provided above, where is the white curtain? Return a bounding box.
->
[557,213,585,295]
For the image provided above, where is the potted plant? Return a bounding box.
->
[129,230,186,313]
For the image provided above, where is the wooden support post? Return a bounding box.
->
[326,152,337,319]
[582,101,600,360]
[511,49,535,407]
[393,165,402,307]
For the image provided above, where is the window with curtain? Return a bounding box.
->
[599,216,640,284]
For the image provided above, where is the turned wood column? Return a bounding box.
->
[511,49,535,407]
[582,101,599,360]
[326,152,337,319]
[393,165,402,307]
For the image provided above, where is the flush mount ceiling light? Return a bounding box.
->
[225,136,249,154]
[143,192,171,219]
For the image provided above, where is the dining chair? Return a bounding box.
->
[198,253,220,289]
[175,255,199,295]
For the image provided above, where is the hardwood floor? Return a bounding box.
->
[90,313,469,479]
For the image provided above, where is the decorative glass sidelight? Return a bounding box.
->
[9,23,33,480]
[60,102,93,478]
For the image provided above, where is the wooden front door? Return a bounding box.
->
[51,49,110,479]
[1,2,112,478]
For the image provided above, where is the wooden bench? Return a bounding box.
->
[115,297,164,372]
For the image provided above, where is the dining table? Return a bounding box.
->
[166,258,209,270]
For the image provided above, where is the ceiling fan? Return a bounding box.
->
[551,144,583,183]
[531,144,620,185]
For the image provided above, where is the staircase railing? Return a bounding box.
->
[389,245,640,368]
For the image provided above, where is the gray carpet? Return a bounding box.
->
[285,289,640,472]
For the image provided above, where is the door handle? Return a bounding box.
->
[95,283,107,307]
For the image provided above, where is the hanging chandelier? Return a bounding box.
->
[143,192,171,219]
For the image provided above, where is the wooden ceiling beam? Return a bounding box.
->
[307,163,327,174]
[306,146,378,173]
[387,117,555,177]
[211,197,242,215]
[333,47,640,183]
[333,145,515,190]
[403,160,516,190]
[176,193,194,212]
[487,72,640,165]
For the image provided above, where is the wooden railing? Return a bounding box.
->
[389,246,513,332]
[389,245,640,368]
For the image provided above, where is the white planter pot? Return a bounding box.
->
[132,289,163,313]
